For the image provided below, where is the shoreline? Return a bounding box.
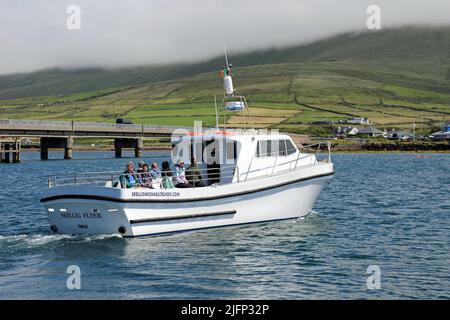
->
[329,141,450,153]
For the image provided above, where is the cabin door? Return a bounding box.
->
[203,139,221,185]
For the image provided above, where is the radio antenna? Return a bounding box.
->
[222,35,230,70]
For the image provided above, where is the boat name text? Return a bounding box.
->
[60,212,102,219]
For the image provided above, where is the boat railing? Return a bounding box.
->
[238,141,331,182]
[48,171,124,188]
[47,166,238,188]
[299,141,332,163]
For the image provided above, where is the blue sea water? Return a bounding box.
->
[0,151,448,299]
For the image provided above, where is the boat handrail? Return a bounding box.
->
[46,160,319,188]
[238,141,331,182]
[236,153,314,182]
[47,166,238,188]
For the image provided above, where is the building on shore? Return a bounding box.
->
[355,126,384,137]
[334,126,358,137]
[384,129,413,141]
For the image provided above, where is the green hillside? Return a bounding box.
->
[0,26,449,133]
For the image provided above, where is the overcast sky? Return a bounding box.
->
[0,0,449,75]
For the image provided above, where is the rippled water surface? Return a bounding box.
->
[0,151,449,299]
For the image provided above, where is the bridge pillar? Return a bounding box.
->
[114,138,143,158]
[1,141,21,163]
[114,139,122,158]
[3,143,11,163]
[12,141,21,163]
[64,136,73,160]
[40,137,50,160]
[135,137,143,158]
[40,137,73,160]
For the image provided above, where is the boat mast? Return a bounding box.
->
[222,38,230,75]
[216,38,254,131]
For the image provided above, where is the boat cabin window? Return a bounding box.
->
[286,140,296,155]
[279,140,287,156]
[256,139,297,157]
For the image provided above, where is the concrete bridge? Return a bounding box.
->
[0,119,185,162]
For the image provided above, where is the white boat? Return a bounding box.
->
[40,57,334,237]
[41,133,333,237]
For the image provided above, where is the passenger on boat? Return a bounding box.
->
[120,161,138,188]
[137,160,145,173]
[186,157,205,187]
[139,164,153,188]
[150,162,162,179]
[173,159,192,188]
[161,160,175,189]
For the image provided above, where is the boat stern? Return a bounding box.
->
[41,186,132,236]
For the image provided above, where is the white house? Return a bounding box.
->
[348,127,359,135]
[347,117,370,125]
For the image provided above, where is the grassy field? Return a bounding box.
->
[0,26,449,134]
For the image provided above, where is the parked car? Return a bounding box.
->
[115,118,133,125]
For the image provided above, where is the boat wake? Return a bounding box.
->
[0,233,122,248]
[292,210,320,222]
[308,210,320,217]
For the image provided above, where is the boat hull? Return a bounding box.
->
[42,172,332,237]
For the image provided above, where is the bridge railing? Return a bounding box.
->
[0,119,191,133]
[1,119,309,142]
[0,119,72,127]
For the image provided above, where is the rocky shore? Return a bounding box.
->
[330,141,450,152]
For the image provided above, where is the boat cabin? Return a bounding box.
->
[171,131,314,186]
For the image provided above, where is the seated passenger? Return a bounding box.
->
[173,159,192,188]
[139,164,153,188]
[150,162,162,179]
[137,160,146,173]
[161,161,175,189]
[186,157,206,187]
[120,161,138,188]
